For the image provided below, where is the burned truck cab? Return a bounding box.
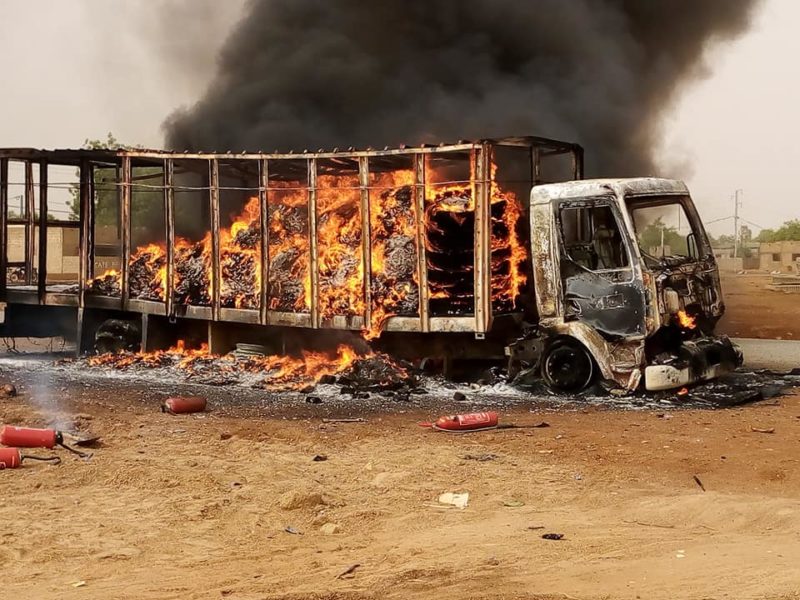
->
[529,178,741,392]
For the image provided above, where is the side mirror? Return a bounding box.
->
[687,232,698,259]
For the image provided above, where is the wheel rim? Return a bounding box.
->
[542,342,594,392]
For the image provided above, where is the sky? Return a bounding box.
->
[0,0,797,236]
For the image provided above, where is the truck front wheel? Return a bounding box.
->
[541,338,595,392]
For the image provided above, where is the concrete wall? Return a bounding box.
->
[759,241,800,272]
[7,224,121,281]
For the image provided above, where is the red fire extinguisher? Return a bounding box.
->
[0,425,90,458]
[161,396,207,414]
[419,411,499,432]
[0,447,61,469]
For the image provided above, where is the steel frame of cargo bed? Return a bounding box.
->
[0,137,583,347]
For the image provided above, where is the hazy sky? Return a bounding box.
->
[0,0,796,236]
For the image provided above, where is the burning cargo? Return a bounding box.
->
[0,137,740,392]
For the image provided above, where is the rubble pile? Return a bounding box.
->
[86,271,121,296]
[83,342,416,393]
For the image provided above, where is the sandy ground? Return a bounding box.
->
[1,367,800,600]
[718,273,800,339]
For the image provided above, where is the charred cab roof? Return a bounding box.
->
[531,178,689,205]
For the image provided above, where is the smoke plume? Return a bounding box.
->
[164,0,760,176]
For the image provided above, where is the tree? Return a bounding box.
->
[637,217,688,255]
[711,233,735,246]
[755,220,800,243]
[68,133,163,230]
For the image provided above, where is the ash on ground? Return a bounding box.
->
[17,346,792,412]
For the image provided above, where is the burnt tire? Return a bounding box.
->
[541,338,595,393]
[94,319,141,354]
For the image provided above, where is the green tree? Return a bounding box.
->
[755,220,800,242]
[637,217,688,255]
[68,134,163,230]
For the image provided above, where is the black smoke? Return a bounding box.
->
[164,0,760,176]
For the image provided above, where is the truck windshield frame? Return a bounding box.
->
[626,194,705,266]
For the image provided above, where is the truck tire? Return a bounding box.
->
[94,319,141,354]
[541,338,595,392]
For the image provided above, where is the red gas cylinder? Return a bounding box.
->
[0,425,60,448]
[162,396,207,414]
[0,447,21,469]
[433,411,499,432]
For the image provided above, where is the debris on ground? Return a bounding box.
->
[320,523,341,535]
[312,454,328,462]
[750,427,775,434]
[541,533,564,540]
[693,475,706,492]
[1,383,17,397]
[283,526,302,535]
[336,563,360,579]
[461,453,499,462]
[438,492,469,509]
[503,499,525,507]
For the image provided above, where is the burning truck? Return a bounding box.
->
[0,137,740,392]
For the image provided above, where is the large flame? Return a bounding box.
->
[87,158,529,336]
[268,182,311,312]
[364,169,419,339]
[88,340,384,390]
[316,174,364,320]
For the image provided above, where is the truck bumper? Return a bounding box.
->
[644,336,742,391]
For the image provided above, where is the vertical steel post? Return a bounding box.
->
[413,153,430,332]
[120,157,131,308]
[78,159,92,308]
[37,161,48,302]
[532,147,541,186]
[259,159,269,324]
[164,159,175,317]
[0,159,7,300]
[210,159,221,320]
[24,161,35,286]
[308,158,319,328]
[573,145,584,180]
[358,156,371,329]
[473,145,491,333]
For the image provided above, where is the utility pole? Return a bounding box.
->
[732,189,743,258]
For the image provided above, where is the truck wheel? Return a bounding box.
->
[541,338,595,392]
[94,319,141,354]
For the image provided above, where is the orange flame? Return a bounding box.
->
[88,157,530,334]
[268,182,311,312]
[676,310,696,329]
[364,169,418,339]
[316,174,364,320]
[88,340,387,390]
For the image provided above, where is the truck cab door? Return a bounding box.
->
[556,198,646,338]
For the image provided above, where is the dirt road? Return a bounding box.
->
[718,273,800,339]
[1,370,799,600]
